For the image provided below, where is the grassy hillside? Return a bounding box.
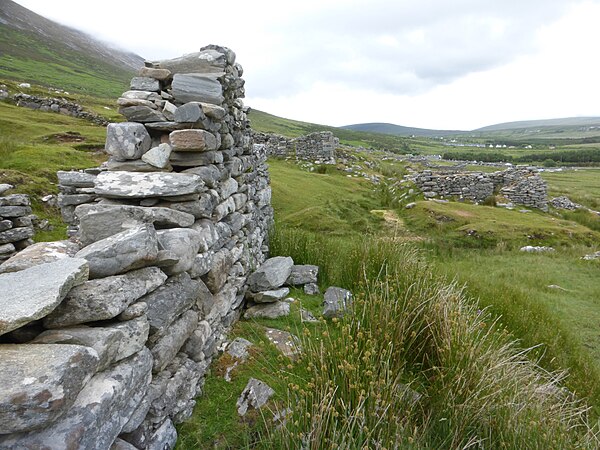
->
[249,109,414,153]
[0,26,131,98]
[342,121,465,137]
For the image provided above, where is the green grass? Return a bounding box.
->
[269,158,384,236]
[543,168,600,210]
[0,101,107,241]
[0,26,131,98]
[401,200,600,250]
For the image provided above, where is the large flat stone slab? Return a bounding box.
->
[152,49,229,74]
[44,267,167,327]
[0,348,153,450]
[75,203,195,246]
[0,344,99,434]
[171,73,224,105]
[95,171,204,198]
[0,258,89,336]
[74,224,159,279]
[0,240,80,274]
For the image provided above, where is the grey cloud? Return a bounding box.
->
[245,0,574,99]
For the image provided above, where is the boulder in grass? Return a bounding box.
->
[244,301,290,320]
[236,378,275,416]
[246,287,289,303]
[286,264,318,286]
[247,256,293,292]
[323,286,353,319]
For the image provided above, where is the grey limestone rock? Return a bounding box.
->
[0,194,30,206]
[323,286,353,319]
[95,171,204,199]
[265,328,300,359]
[104,158,172,172]
[57,170,96,188]
[0,348,153,450]
[153,49,228,74]
[119,105,166,123]
[44,267,166,327]
[247,287,290,303]
[0,258,89,336]
[0,206,32,218]
[0,240,80,274]
[0,226,34,244]
[174,102,206,123]
[156,228,202,275]
[171,73,224,105]
[0,344,98,434]
[202,248,234,294]
[105,122,152,161]
[144,272,200,338]
[75,224,159,279]
[227,337,253,360]
[107,316,151,361]
[236,378,275,416]
[76,203,195,246]
[0,184,13,195]
[183,165,222,188]
[248,256,294,292]
[304,283,320,295]
[130,76,160,92]
[286,264,319,286]
[147,418,178,450]
[33,326,123,371]
[142,143,172,169]
[244,301,290,320]
[169,150,223,167]
[151,310,198,373]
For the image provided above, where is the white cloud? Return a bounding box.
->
[13,0,600,129]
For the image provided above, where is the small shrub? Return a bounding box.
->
[543,158,557,167]
[482,195,497,207]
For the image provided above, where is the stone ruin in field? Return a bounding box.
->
[413,168,548,211]
[0,45,278,449]
[252,130,339,163]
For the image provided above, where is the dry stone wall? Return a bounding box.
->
[252,130,338,163]
[0,45,273,449]
[0,185,36,261]
[414,168,548,210]
[11,93,109,126]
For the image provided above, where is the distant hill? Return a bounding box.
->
[343,117,600,142]
[341,122,465,138]
[475,117,600,132]
[0,0,145,97]
[249,109,413,153]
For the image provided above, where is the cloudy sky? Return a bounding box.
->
[15,0,600,130]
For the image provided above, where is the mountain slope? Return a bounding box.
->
[341,122,465,137]
[475,117,600,132]
[0,0,144,97]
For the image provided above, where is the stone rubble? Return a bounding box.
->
[10,93,109,126]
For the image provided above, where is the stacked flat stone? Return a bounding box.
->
[0,185,36,261]
[252,130,338,163]
[244,257,319,319]
[57,169,101,236]
[413,168,548,210]
[0,45,273,450]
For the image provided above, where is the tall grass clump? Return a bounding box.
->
[269,227,598,449]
